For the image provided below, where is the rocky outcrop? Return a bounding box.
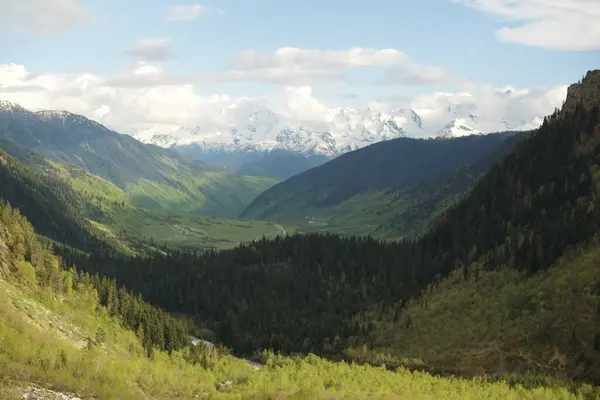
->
[563,70,600,114]
[21,386,82,400]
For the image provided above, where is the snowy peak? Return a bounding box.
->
[36,110,74,120]
[0,102,102,130]
[135,106,410,157]
[411,110,423,129]
[133,101,546,157]
[34,110,106,131]
[437,119,482,138]
[0,100,29,115]
[2,98,548,158]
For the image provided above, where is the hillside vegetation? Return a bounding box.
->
[0,142,287,253]
[242,132,523,237]
[0,200,582,400]
[355,238,600,383]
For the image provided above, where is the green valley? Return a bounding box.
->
[0,136,287,253]
[0,198,590,400]
[1,57,600,399]
[95,209,294,251]
[55,70,600,392]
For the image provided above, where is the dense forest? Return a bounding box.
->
[58,100,600,377]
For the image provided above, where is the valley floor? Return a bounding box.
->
[96,206,295,251]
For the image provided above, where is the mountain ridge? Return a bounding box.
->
[0,101,277,216]
[132,102,548,158]
[241,132,524,237]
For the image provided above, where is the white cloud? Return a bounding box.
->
[228,47,413,85]
[0,63,568,138]
[226,47,469,87]
[231,48,408,70]
[126,38,173,61]
[452,0,600,50]
[166,4,209,21]
[106,46,460,87]
[112,47,419,86]
[0,0,90,33]
[276,86,331,126]
[383,63,467,86]
[409,84,567,123]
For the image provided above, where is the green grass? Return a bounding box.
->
[52,160,285,251]
[14,155,285,252]
[276,190,414,237]
[1,279,588,400]
[48,162,127,204]
[95,207,294,251]
[126,171,277,217]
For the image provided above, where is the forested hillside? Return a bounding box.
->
[0,102,276,216]
[375,131,527,237]
[2,190,578,400]
[0,141,288,254]
[58,70,600,385]
[0,145,119,253]
[242,132,523,237]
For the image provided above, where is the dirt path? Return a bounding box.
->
[274,224,287,236]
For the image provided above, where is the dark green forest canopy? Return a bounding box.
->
[59,101,600,362]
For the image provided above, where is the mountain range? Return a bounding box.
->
[133,101,544,158]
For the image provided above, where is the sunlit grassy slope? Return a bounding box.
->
[1,279,588,400]
[95,208,294,251]
[58,165,289,250]
[356,239,600,385]
[0,146,287,252]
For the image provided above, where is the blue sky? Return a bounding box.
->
[0,0,598,133]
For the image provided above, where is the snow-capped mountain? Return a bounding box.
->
[133,103,542,157]
[0,98,545,159]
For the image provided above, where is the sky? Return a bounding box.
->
[0,0,599,135]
